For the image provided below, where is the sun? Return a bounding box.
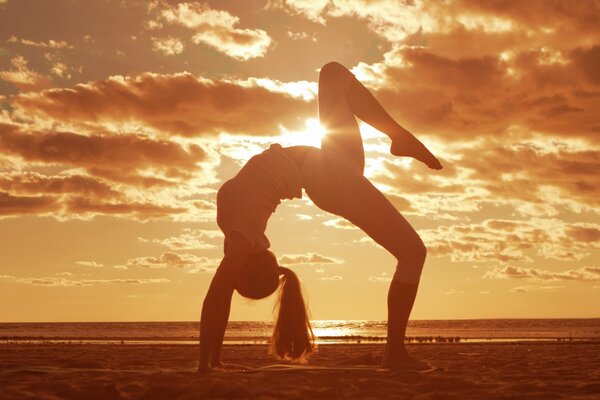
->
[279,118,324,148]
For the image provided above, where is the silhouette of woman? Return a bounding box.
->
[199,62,442,372]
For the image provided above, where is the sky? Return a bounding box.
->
[0,0,599,322]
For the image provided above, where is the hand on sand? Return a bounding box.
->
[391,135,443,170]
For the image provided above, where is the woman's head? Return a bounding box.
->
[234,250,314,361]
[234,250,280,299]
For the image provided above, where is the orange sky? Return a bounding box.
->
[0,0,598,322]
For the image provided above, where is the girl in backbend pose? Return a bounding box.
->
[199,62,442,372]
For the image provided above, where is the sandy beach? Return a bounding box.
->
[1,342,599,399]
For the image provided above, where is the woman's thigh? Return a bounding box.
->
[305,155,421,258]
[335,175,422,258]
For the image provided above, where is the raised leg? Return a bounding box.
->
[314,61,435,369]
[318,62,364,172]
[318,61,442,170]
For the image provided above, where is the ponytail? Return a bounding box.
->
[270,267,314,361]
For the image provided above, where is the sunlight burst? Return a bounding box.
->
[279,118,324,148]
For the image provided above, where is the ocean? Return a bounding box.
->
[1,319,599,345]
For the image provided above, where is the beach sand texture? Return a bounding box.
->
[1,343,599,399]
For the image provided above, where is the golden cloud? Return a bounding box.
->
[138,228,221,250]
[422,219,600,264]
[0,55,51,92]
[119,251,217,273]
[484,265,600,281]
[157,2,272,60]
[278,252,343,265]
[0,274,169,287]
[151,37,184,55]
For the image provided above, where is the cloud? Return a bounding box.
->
[269,0,330,24]
[484,266,600,281]
[6,36,73,49]
[323,218,356,230]
[568,225,600,243]
[277,0,600,49]
[138,228,221,250]
[368,273,392,282]
[0,122,204,177]
[50,62,71,79]
[458,140,600,209]
[0,172,119,198]
[455,0,600,38]
[65,197,187,219]
[0,191,58,216]
[11,72,313,137]
[0,111,217,220]
[444,288,465,295]
[120,252,217,273]
[0,274,169,287]
[421,219,600,264]
[75,261,104,268]
[0,55,51,91]
[510,285,564,293]
[158,2,272,60]
[278,252,342,265]
[151,37,184,55]
[353,45,600,144]
[0,171,193,221]
[370,137,599,221]
[318,275,343,281]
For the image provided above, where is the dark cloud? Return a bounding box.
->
[359,43,600,142]
[0,122,204,170]
[0,191,58,216]
[0,171,118,198]
[459,141,600,208]
[457,0,600,35]
[65,197,187,218]
[12,72,313,137]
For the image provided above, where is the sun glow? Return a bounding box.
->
[279,118,324,148]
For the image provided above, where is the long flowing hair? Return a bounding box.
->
[234,251,314,361]
[271,266,314,361]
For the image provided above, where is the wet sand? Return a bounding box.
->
[0,342,599,399]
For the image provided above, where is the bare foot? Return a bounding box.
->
[211,362,248,371]
[381,354,432,371]
[391,133,442,170]
[196,365,215,374]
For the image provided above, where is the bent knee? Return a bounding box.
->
[319,61,351,83]
[394,235,427,263]
[392,240,427,285]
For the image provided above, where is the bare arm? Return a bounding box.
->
[199,232,251,371]
[208,288,233,367]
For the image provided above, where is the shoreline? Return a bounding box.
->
[2,337,599,346]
